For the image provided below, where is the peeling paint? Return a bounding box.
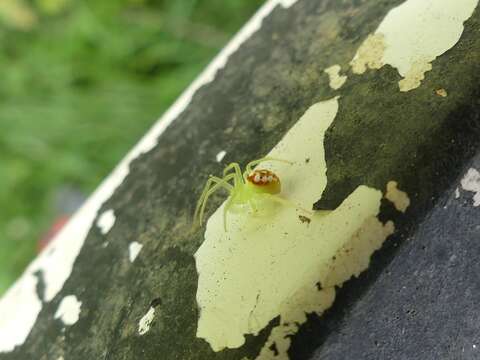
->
[258,217,394,360]
[350,34,385,74]
[351,0,478,91]
[195,98,394,356]
[54,295,82,326]
[385,180,411,213]
[128,242,143,263]
[461,168,480,206]
[0,0,295,351]
[324,64,347,90]
[138,307,155,335]
[0,275,42,353]
[216,150,227,163]
[97,209,116,235]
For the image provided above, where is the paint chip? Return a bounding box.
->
[216,150,227,162]
[385,181,411,213]
[54,295,82,326]
[138,307,155,335]
[461,167,480,206]
[97,209,115,235]
[324,65,347,90]
[436,88,448,97]
[455,187,460,199]
[129,242,143,263]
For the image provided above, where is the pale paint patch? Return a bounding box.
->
[351,0,478,91]
[455,187,460,199]
[195,98,394,356]
[461,168,480,206]
[324,64,347,90]
[96,209,116,235]
[435,88,448,97]
[385,180,411,213]
[138,307,155,335]
[216,150,227,163]
[0,0,294,352]
[258,217,394,360]
[129,242,143,263]
[350,34,386,74]
[54,295,82,326]
[0,275,41,353]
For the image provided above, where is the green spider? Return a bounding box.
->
[194,157,311,231]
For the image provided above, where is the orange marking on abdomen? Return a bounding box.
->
[247,169,280,186]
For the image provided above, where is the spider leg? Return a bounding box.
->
[223,194,236,232]
[243,157,293,179]
[194,174,235,227]
[222,162,243,186]
[259,193,313,216]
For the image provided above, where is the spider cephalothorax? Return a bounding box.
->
[194,157,311,231]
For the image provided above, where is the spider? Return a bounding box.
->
[194,157,311,231]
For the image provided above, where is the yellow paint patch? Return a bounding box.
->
[435,88,448,97]
[351,0,478,91]
[398,60,432,92]
[195,98,395,357]
[385,181,410,213]
[324,65,348,90]
[350,34,385,74]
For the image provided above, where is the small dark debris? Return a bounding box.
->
[150,298,162,308]
[269,342,279,356]
[316,281,323,291]
[298,215,311,224]
[305,158,310,163]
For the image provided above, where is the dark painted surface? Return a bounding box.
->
[303,156,480,360]
[2,0,480,359]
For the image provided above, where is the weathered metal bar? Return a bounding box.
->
[1,0,480,359]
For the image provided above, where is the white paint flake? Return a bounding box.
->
[129,242,143,263]
[350,0,478,91]
[0,275,42,353]
[216,150,227,162]
[96,209,116,235]
[138,307,155,335]
[461,168,480,206]
[324,64,347,90]
[455,187,460,199]
[0,0,294,352]
[54,295,82,326]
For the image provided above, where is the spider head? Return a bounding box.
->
[246,169,281,194]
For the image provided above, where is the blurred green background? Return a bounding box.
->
[0,0,263,295]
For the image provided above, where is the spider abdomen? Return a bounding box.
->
[246,169,281,194]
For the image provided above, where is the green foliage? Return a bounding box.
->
[0,0,262,294]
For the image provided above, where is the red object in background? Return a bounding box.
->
[37,215,70,253]
[36,186,86,253]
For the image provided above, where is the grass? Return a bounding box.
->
[0,0,263,294]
